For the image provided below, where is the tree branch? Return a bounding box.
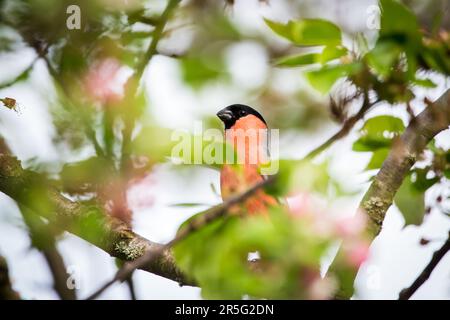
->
[361,89,450,236]
[85,175,275,300]
[399,231,450,300]
[0,153,275,298]
[305,93,378,159]
[0,56,38,90]
[0,254,20,300]
[135,0,181,79]
[0,154,192,287]
[20,205,76,300]
[330,88,450,298]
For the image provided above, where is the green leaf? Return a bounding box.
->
[276,53,318,67]
[366,148,390,170]
[267,159,346,198]
[353,116,405,152]
[411,168,439,192]
[132,126,237,168]
[275,46,347,67]
[131,126,174,163]
[264,19,289,39]
[265,18,342,47]
[174,209,334,299]
[169,203,210,208]
[420,45,450,75]
[394,175,425,226]
[306,63,362,93]
[60,157,111,194]
[444,169,450,179]
[366,41,401,77]
[180,55,227,88]
[319,46,348,64]
[411,77,437,88]
[380,0,419,37]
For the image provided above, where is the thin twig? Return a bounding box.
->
[0,254,20,300]
[120,0,181,179]
[304,94,378,160]
[0,56,39,90]
[135,0,181,79]
[40,55,106,158]
[85,175,276,300]
[399,231,450,300]
[20,205,76,300]
[125,277,137,300]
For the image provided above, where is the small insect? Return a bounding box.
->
[0,97,19,112]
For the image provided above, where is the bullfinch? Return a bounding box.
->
[216,104,278,215]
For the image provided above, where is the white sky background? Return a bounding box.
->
[0,0,449,299]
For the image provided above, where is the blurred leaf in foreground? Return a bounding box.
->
[394,174,425,226]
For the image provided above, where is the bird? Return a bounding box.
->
[216,104,278,216]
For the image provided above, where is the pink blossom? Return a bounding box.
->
[307,277,336,300]
[84,58,129,105]
[345,241,370,268]
[302,268,336,300]
[127,174,156,210]
[288,192,312,217]
[334,210,367,239]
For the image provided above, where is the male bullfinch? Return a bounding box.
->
[216,104,278,215]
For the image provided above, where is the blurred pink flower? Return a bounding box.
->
[288,193,336,236]
[288,192,312,217]
[84,58,129,105]
[302,268,336,300]
[307,277,336,300]
[344,241,370,268]
[127,174,156,210]
[334,210,367,239]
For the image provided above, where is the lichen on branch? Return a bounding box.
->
[0,154,193,287]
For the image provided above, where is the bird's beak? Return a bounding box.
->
[216,109,234,122]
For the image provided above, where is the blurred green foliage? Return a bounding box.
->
[175,208,348,299]
[352,115,405,152]
[270,0,449,229]
[394,174,425,226]
[0,0,449,300]
[270,0,449,100]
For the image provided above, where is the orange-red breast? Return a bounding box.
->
[216,104,278,215]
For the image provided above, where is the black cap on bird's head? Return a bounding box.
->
[216,104,266,129]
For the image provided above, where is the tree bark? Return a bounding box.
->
[0,254,20,300]
[0,154,194,286]
[332,89,450,298]
[361,89,450,236]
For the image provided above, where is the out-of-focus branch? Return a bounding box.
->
[125,277,137,300]
[330,88,450,298]
[399,231,450,300]
[0,140,75,300]
[0,56,38,90]
[20,205,76,300]
[0,154,192,287]
[0,254,20,300]
[135,0,181,79]
[304,93,378,159]
[0,152,274,299]
[40,55,106,158]
[85,176,275,300]
[120,0,181,173]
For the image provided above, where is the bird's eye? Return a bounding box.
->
[239,110,247,116]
